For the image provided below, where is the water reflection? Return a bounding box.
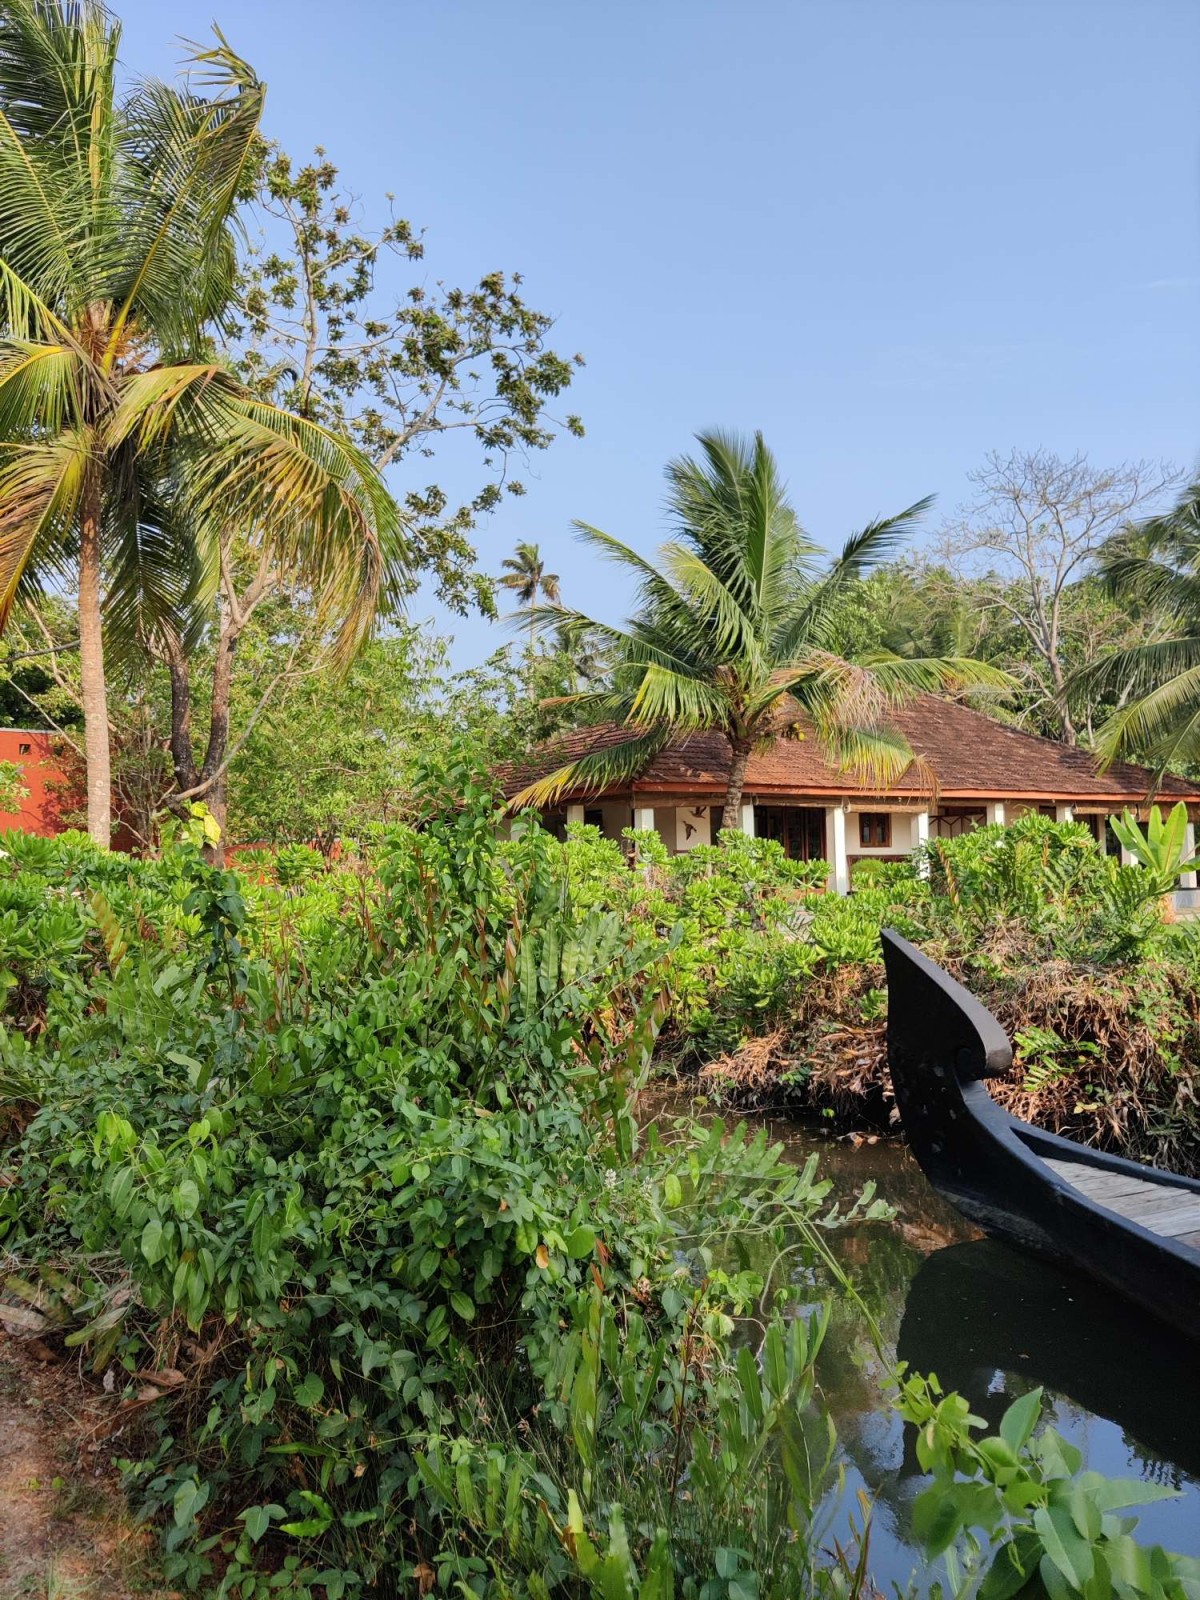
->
[708,1110,1200,1588]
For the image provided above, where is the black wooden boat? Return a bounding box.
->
[882,929,1200,1341]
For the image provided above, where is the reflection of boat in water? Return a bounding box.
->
[897,1238,1200,1484]
[883,931,1200,1340]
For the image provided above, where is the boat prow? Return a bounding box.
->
[882,929,1200,1341]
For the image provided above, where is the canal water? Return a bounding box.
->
[714,1111,1200,1588]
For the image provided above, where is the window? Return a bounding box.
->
[16,742,29,756]
[858,812,891,848]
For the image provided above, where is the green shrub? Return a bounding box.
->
[0,761,884,1595]
[1,784,1198,1595]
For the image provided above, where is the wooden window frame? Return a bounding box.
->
[858,812,892,848]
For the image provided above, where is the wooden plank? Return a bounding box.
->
[1054,1170,1158,1201]
[1176,1230,1200,1252]
[1043,1158,1151,1194]
[1041,1158,1200,1237]
[1097,1188,1200,1222]
[1100,1195,1200,1234]
[1049,1158,1196,1203]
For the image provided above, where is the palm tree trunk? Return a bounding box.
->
[197,622,239,867]
[78,474,111,846]
[720,738,754,835]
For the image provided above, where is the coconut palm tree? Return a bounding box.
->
[1090,483,1200,772]
[0,0,403,842]
[512,430,1008,831]
[499,540,560,660]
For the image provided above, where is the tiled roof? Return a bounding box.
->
[499,697,1200,808]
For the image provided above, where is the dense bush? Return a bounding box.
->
[1,777,1198,1598]
[564,814,1200,1176]
[0,765,892,1597]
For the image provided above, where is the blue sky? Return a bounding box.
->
[115,0,1200,666]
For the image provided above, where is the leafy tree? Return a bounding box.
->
[937,449,1181,744]
[222,626,589,848]
[1092,483,1200,772]
[0,756,25,812]
[159,148,584,843]
[224,625,447,849]
[834,559,1163,744]
[499,539,561,664]
[0,0,401,843]
[0,594,83,732]
[513,429,1006,831]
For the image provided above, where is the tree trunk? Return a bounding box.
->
[197,622,239,867]
[78,476,111,846]
[163,626,199,795]
[720,739,754,835]
[1050,661,1077,746]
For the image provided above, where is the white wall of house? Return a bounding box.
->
[845,808,922,856]
[674,805,712,851]
[551,796,1198,895]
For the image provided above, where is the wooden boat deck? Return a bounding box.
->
[1044,1158,1200,1252]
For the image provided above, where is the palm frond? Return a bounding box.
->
[102,470,215,663]
[183,396,405,658]
[811,713,918,791]
[0,429,88,624]
[657,539,760,665]
[858,652,1014,700]
[1096,663,1200,771]
[833,497,936,578]
[1073,634,1200,702]
[110,369,406,643]
[0,0,120,316]
[627,659,729,731]
[106,33,265,359]
[0,338,85,436]
[509,728,670,810]
[521,603,707,683]
[571,520,696,622]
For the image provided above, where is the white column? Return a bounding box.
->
[737,802,755,836]
[632,805,656,833]
[566,804,585,827]
[1183,823,1197,890]
[826,806,850,895]
[985,801,1005,826]
[1055,803,1074,824]
[913,809,930,878]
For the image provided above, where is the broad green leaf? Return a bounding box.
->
[565,1225,596,1259]
[140,1216,166,1265]
[240,1504,274,1544]
[173,1476,207,1529]
[999,1386,1043,1452]
[1034,1505,1095,1589]
[293,1373,324,1408]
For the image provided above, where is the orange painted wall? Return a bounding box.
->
[0,728,78,836]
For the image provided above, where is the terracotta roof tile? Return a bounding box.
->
[500,697,1200,809]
